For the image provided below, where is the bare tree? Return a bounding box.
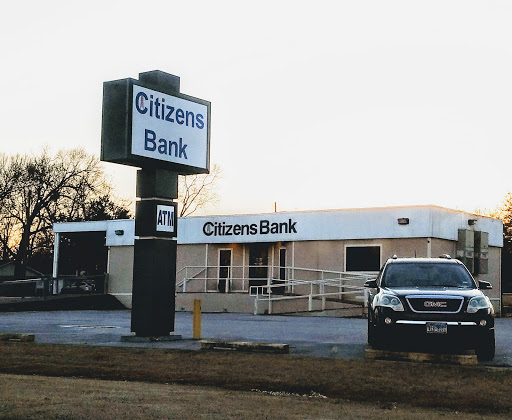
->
[475,193,512,242]
[0,154,23,262]
[178,164,222,217]
[0,148,131,278]
[475,193,512,292]
[0,154,22,202]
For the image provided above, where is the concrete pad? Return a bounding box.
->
[365,348,478,365]
[201,340,289,354]
[121,333,182,343]
[0,333,35,342]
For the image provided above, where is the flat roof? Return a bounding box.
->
[53,205,503,247]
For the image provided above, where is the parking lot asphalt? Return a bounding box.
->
[1,310,511,366]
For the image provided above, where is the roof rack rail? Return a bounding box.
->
[391,254,398,259]
[439,254,452,259]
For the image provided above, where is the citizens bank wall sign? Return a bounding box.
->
[101,77,210,174]
[203,219,297,237]
[178,214,302,244]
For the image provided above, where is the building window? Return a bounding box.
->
[346,246,381,272]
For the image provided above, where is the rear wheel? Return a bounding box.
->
[476,329,495,362]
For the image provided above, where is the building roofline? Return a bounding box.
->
[184,204,500,221]
[0,261,44,276]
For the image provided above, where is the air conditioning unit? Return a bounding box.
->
[457,229,475,274]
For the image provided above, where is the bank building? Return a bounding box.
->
[52,205,503,315]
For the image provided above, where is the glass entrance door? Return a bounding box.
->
[272,247,286,294]
[249,243,268,289]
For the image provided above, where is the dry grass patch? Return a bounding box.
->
[0,374,510,420]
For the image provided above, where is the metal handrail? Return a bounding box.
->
[249,274,373,315]
[0,274,109,298]
[176,266,207,291]
[177,265,369,280]
[176,264,375,314]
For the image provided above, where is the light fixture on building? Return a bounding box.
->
[397,218,409,225]
[115,230,124,236]
[468,219,477,226]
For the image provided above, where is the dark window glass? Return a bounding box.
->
[219,250,231,279]
[249,244,268,280]
[382,263,475,288]
[218,249,232,293]
[279,248,286,280]
[248,243,269,290]
[346,246,380,271]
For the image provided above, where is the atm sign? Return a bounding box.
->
[156,205,176,233]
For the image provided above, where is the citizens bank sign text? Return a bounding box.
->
[101,76,210,174]
[203,219,297,237]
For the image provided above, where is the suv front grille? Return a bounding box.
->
[405,295,464,314]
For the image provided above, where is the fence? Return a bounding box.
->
[0,274,108,299]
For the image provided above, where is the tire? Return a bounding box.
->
[368,313,384,349]
[476,329,495,362]
[367,314,376,347]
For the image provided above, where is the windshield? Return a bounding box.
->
[381,263,475,288]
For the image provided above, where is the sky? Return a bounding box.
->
[2,1,512,216]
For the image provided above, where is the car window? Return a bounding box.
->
[375,263,386,287]
[382,263,475,288]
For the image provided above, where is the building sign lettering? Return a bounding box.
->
[132,85,208,171]
[203,219,297,237]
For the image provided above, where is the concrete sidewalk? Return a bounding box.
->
[0,310,511,366]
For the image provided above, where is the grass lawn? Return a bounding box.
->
[1,373,510,420]
[0,342,511,418]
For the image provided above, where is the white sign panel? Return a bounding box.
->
[132,85,208,171]
[177,207,504,246]
[156,205,176,233]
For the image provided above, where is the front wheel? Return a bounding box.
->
[368,313,385,349]
[367,314,376,347]
[476,329,495,362]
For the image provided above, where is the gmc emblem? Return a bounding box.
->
[424,301,447,308]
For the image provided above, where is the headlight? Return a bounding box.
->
[374,294,404,311]
[467,296,491,314]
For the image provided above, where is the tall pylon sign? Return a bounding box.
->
[101,71,211,337]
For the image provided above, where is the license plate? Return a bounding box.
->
[426,322,448,334]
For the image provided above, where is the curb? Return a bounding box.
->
[200,340,289,354]
[0,333,35,342]
[365,348,478,365]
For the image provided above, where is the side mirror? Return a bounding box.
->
[364,279,378,288]
[478,280,492,290]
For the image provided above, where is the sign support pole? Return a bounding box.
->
[131,168,179,337]
[131,72,181,338]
